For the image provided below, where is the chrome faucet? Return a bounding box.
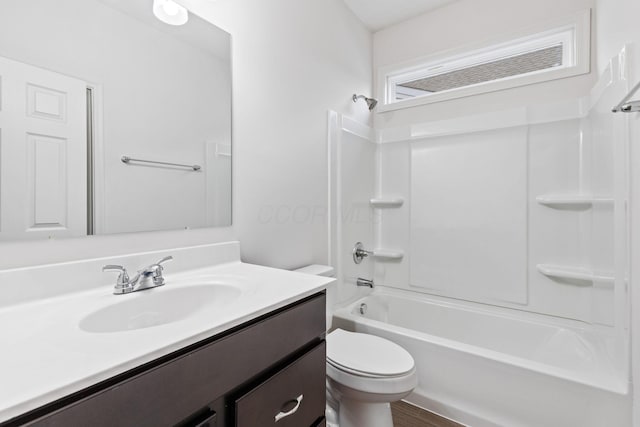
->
[357,277,374,288]
[103,256,173,295]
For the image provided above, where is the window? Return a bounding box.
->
[378,10,591,111]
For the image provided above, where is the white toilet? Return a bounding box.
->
[295,265,418,427]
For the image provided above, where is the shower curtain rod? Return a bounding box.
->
[612,79,640,113]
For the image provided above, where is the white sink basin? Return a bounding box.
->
[79,284,241,333]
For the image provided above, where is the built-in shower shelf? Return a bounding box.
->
[536,264,614,285]
[373,249,404,261]
[370,198,404,208]
[536,195,614,208]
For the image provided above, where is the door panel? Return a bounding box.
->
[0,55,87,240]
[28,133,68,229]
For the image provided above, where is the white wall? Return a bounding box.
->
[178,0,373,269]
[595,1,640,425]
[0,0,373,269]
[595,0,640,77]
[0,0,231,234]
[372,0,595,129]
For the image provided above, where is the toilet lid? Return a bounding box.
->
[326,329,415,377]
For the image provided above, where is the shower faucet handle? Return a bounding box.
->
[353,242,373,264]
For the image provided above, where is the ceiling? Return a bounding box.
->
[96,0,230,60]
[343,0,458,32]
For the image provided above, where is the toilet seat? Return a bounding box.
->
[327,360,403,379]
[326,329,415,378]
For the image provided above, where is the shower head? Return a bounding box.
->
[353,94,378,111]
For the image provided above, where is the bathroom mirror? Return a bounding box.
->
[0,0,232,241]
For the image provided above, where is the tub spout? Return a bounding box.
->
[357,277,374,288]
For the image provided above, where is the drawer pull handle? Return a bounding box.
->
[274,394,303,422]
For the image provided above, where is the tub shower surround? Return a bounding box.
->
[330,48,632,426]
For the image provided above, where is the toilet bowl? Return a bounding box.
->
[294,265,418,427]
[326,329,417,427]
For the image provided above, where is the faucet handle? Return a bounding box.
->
[151,256,173,274]
[149,255,173,285]
[102,265,131,289]
[156,256,173,267]
[352,242,373,264]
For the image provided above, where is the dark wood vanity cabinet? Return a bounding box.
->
[4,292,327,427]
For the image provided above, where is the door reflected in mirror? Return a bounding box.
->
[0,0,232,241]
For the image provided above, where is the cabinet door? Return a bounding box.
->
[236,342,326,427]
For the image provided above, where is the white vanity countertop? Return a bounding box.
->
[0,258,333,423]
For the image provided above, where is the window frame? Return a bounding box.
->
[376,9,591,112]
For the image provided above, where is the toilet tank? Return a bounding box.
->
[294,265,336,330]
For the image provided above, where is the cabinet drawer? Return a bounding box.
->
[236,341,326,427]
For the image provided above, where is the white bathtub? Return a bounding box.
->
[331,288,631,427]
